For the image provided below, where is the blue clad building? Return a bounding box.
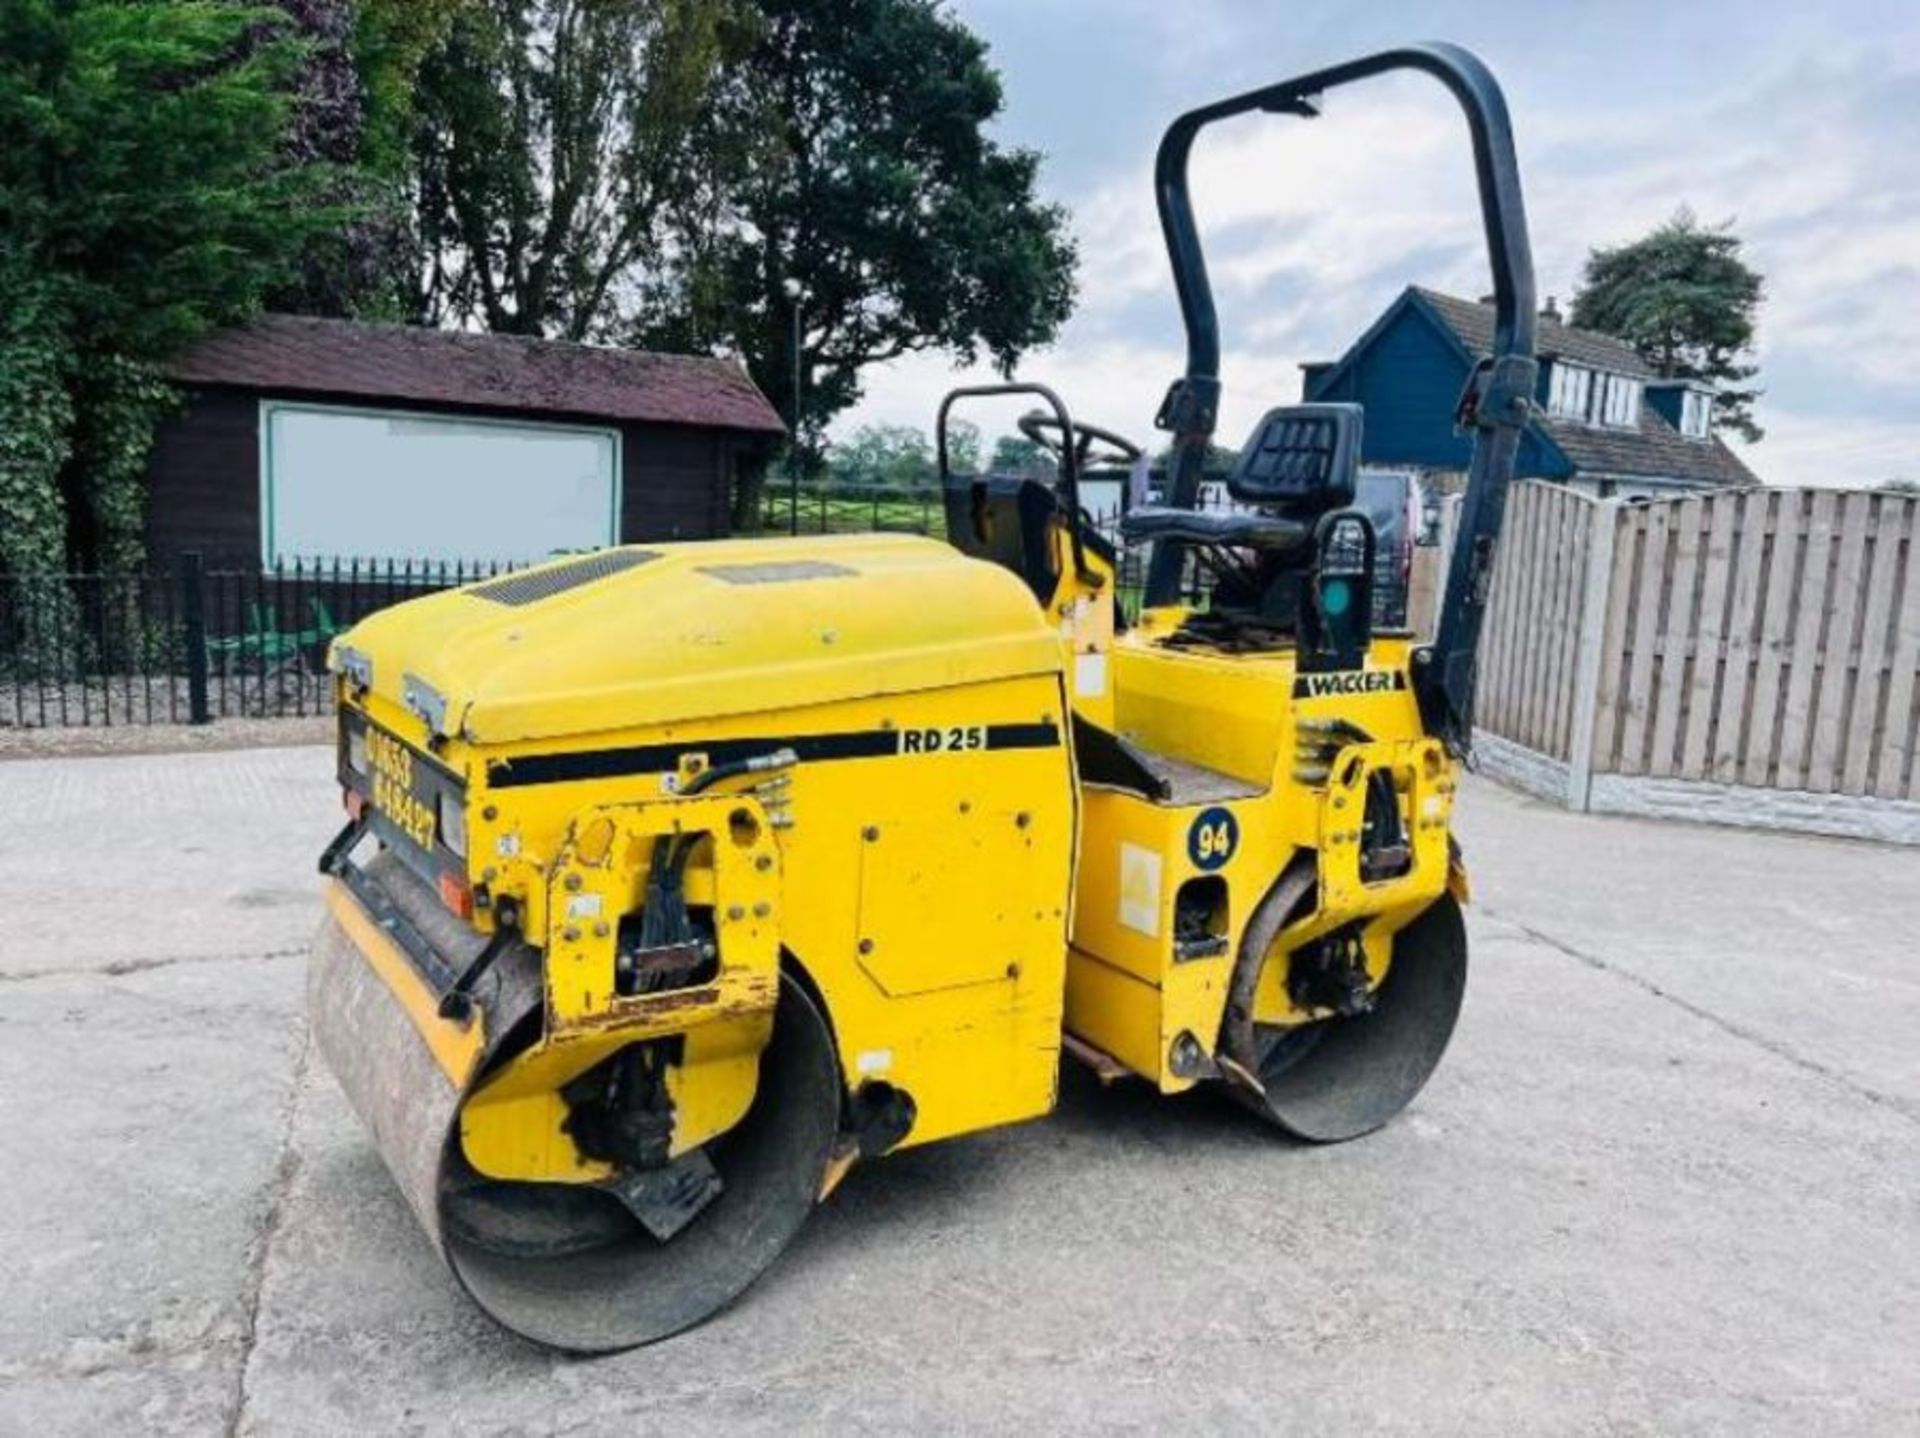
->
[1301,287,1758,498]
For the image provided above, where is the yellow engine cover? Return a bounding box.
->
[328,534,1080,1173]
[337,533,1065,746]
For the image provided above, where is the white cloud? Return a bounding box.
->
[836,39,1920,493]
[846,78,1487,449]
[1734,411,1920,490]
[1522,53,1920,400]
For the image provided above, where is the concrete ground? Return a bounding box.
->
[0,744,1915,1436]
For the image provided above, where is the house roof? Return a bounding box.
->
[1409,288,1757,488]
[1413,286,1654,377]
[1539,406,1759,488]
[167,314,786,435]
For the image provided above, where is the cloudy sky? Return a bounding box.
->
[836,0,1920,488]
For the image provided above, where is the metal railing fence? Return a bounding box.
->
[0,555,511,728]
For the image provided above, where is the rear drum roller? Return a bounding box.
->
[311,866,842,1353]
[443,977,840,1352]
[1225,878,1467,1142]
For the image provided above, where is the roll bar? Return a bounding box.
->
[936,381,1089,582]
[1141,42,1539,751]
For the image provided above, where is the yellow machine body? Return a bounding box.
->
[303,38,1530,1354]
[1009,518,1460,1092]
[319,520,1460,1195]
[326,533,1081,1192]
[306,490,1476,1358]
[1067,618,1456,1092]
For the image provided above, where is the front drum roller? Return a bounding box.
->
[308,854,841,1353]
[1223,871,1468,1142]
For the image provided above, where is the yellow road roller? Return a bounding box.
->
[309,42,1541,1352]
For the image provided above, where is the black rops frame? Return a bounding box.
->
[936,381,1090,585]
[1143,41,1539,752]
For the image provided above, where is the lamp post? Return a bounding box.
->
[783,278,805,536]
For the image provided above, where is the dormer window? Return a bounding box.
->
[1547,362,1594,419]
[1547,362,1641,428]
[1598,372,1641,428]
[1680,387,1712,439]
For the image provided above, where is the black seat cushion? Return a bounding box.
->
[1119,506,1308,552]
[1226,403,1361,509]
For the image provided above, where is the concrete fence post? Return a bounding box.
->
[1564,500,1618,811]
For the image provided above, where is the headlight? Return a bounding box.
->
[438,790,468,857]
[346,725,368,776]
[1322,514,1369,575]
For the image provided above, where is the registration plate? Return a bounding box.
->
[368,727,437,849]
[340,709,464,869]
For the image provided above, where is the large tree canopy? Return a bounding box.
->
[0,0,1082,573]
[1570,209,1765,442]
[0,1,339,359]
[641,0,1077,456]
[267,0,469,319]
[406,0,739,340]
[0,0,341,577]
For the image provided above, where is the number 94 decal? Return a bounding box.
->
[1187,806,1239,871]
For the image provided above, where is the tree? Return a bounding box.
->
[354,0,473,181]
[828,423,939,488]
[0,1,342,581]
[258,0,379,317]
[989,433,1052,476]
[405,0,741,340]
[1571,209,1765,442]
[268,0,470,319]
[1151,441,1239,476]
[945,418,981,477]
[640,0,1077,514]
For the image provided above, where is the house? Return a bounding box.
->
[146,315,784,569]
[1300,287,1758,498]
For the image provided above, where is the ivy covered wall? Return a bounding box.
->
[0,1,370,582]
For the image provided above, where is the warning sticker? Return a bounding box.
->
[1118,842,1163,937]
[1075,651,1108,697]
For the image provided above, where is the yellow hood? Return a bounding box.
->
[331,532,1063,745]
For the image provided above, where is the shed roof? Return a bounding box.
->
[167,314,786,435]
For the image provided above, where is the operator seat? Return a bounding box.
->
[1119,403,1363,557]
[1122,403,1379,653]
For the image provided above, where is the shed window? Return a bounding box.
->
[260,403,621,568]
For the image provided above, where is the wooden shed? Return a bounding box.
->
[147,315,784,569]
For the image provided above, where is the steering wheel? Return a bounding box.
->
[1018,411,1143,470]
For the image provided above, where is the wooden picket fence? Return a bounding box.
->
[1454,482,1920,813]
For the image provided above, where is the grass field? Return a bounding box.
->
[759,484,1170,616]
[760,485,950,538]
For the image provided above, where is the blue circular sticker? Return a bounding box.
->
[1187,806,1238,871]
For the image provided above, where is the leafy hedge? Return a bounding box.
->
[0,1,347,583]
